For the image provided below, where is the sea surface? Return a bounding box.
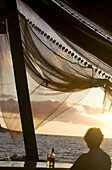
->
[0,132,112,167]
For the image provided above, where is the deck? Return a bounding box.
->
[0,161,72,170]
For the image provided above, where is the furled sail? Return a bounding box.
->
[0,0,112,144]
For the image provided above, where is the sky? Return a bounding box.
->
[1,86,112,139]
[35,87,112,138]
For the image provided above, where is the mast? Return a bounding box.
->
[5,0,39,162]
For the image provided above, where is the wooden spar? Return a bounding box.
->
[5,0,39,162]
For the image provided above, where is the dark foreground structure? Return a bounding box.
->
[0,0,112,169]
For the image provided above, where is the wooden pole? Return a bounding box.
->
[6,0,39,162]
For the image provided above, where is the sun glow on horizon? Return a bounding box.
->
[93,111,112,125]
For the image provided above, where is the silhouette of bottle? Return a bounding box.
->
[50,148,55,168]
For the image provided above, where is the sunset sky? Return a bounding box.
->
[36,87,112,138]
[1,86,112,138]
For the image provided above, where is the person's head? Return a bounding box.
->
[84,127,104,149]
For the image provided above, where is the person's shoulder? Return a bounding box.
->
[70,153,88,169]
[101,149,110,157]
[80,153,88,157]
[78,152,89,160]
[101,149,111,161]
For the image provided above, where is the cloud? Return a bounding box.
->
[0,98,108,129]
[0,98,67,115]
[0,94,16,99]
[0,99,19,113]
[55,105,107,128]
[31,100,60,115]
[82,105,102,115]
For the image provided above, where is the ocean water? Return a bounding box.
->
[0,132,112,166]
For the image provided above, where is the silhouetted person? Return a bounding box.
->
[70,127,111,170]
